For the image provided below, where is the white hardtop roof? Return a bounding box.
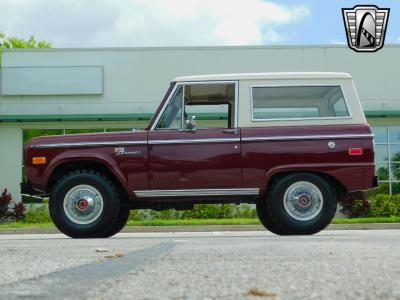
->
[174,72,352,82]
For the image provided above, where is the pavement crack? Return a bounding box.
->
[0,241,175,300]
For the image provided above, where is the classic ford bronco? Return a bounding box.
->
[23,73,377,238]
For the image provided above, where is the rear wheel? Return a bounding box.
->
[260,173,337,235]
[256,199,289,235]
[49,170,121,238]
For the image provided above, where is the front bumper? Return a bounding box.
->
[20,182,47,203]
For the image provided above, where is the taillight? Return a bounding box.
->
[349,148,363,156]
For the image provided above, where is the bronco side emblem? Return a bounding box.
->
[342,5,390,52]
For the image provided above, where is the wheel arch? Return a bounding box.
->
[264,170,347,199]
[46,160,129,200]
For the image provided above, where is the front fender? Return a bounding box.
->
[44,150,128,190]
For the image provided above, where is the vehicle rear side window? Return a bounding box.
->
[251,85,350,120]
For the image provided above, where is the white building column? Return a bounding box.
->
[0,126,22,202]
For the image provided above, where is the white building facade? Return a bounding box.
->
[1,45,399,200]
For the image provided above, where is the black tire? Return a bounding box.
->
[265,173,337,235]
[256,199,289,235]
[98,209,130,238]
[49,169,121,238]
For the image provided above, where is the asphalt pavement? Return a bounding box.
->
[0,230,399,300]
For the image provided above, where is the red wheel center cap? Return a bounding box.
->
[76,199,89,211]
[299,196,310,207]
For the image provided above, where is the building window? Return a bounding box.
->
[251,85,350,120]
[372,126,400,194]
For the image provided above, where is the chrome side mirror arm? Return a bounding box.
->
[183,115,197,132]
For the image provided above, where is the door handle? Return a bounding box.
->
[223,129,238,134]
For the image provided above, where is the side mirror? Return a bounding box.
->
[184,115,197,131]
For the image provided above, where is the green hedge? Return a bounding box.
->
[16,203,257,224]
[129,204,257,221]
[24,204,52,223]
[349,194,400,218]
[368,194,400,217]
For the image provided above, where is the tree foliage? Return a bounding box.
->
[0,32,51,65]
[0,32,51,49]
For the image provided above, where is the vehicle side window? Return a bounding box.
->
[156,86,183,129]
[183,83,235,129]
[156,83,236,130]
[185,104,229,129]
[251,85,350,120]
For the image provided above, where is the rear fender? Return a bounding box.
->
[260,163,367,196]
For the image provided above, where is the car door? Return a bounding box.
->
[147,82,242,190]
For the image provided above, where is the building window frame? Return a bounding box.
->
[373,126,400,195]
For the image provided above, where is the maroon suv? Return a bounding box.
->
[23,73,377,238]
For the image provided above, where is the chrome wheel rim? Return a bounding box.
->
[63,184,104,225]
[283,181,323,221]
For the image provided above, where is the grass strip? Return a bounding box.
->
[331,216,400,224]
[0,216,399,229]
[127,218,259,226]
[0,222,54,229]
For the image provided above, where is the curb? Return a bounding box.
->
[0,223,399,235]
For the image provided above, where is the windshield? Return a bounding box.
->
[156,86,183,129]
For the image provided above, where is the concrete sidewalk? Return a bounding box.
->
[0,222,399,235]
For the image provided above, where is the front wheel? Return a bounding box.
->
[260,173,337,235]
[49,170,121,238]
[98,209,130,238]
